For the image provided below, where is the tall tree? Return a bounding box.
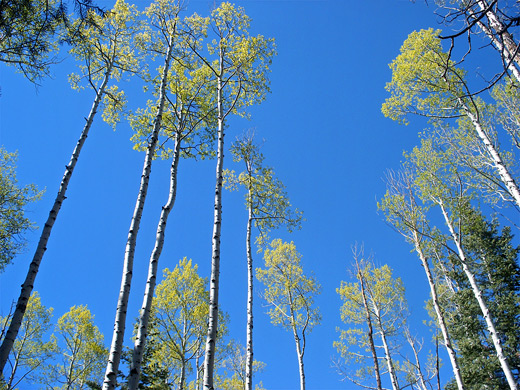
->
[379,168,466,390]
[119,3,215,388]
[184,5,275,389]
[335,255,408,390]
[0,149,43,273]
[224,133,302,390]
[101,1,188,387]
[440,212,520,390]
[0,0,141,376]
[409,138,519,390]
[256,239,320,390]
[382,28,520,209]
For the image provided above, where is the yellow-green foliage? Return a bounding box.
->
[257,239,320,331]
[50,305,107,389]
[382,28,466,124]
[147,258,229,385]
[335,262,408,384]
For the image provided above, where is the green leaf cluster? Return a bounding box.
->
[257,239,320,332]
[0,148,43,272]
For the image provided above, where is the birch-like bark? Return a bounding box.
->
[438,200,518,390]
[179,358,187,390]
[127,134,181,390]
[474,0,520,83]
[293,327,305,390]
[356,262,383,390]
[459,98,520,209]
[289,293,305,390]
[102,38,175,390]
[203,47,224,390]
[412,231,465,390]
[372,307,399,390]
[0,68,111,375]
[245,199,254,390]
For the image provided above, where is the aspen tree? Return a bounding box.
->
[102,0,186,387]
[257,239,320,390]
[184,5,275,389]
[409,139,518,390]
[335,257,405,390]
[0,0,141,376]
[124,3,215,388]
[224,134,301,390]
[382,29,520,210]
[378,169,465,390]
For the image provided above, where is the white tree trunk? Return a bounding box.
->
[412,231,465,390]
[356,261,383,390]
[373,309,399,390]
[438,200,518,390]
[203,48,224,390]
[460,98,520,209]
[103,38,174,390]
[475,0,520,83]
[294,328,305,390]
[245,203,254,390]
[0,68,112,375]
[127,134,181,390]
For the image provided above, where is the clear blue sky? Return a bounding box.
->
[0,0,506,389]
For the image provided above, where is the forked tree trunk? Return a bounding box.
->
[0,68,112,375]
[438,200,518,390]
[203,48,224,390]
[355,261,383,390]
[412,231,465,390]
[103,38,175,390]
[245,199,254,390]
[127,134,181,390]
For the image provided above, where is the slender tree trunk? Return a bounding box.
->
[127,134,181,390]
[459,98,520,208]
[103,38,175,390]
[378,324,399,390]
[355,261,383,390]
[196,352,202,390]
[293,326,305,390]
[436,337,441,390]
[203,48,224,390]
[245,190,254,390]
[370,302,399,390]
[412,231,465,390]
[6,348,20,389]
[406,330,428,390]
[287,290,305,390]
[0,68,112,375]
[438,200,518,390]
